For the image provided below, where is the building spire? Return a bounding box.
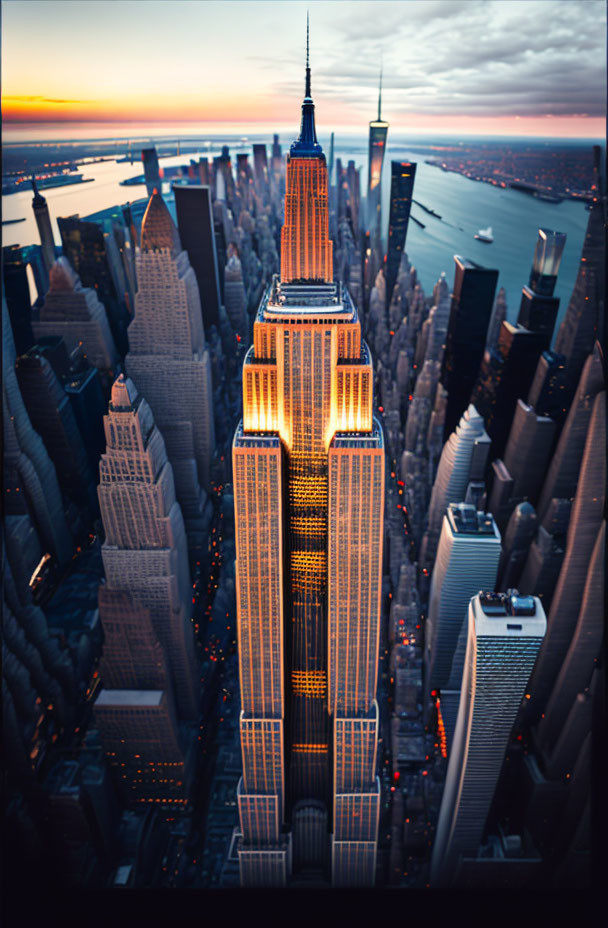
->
[291,9,321,156]
[305,9,311,99]
[378,62,383,121]
[31,174,46,206]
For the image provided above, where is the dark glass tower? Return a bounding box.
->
[385,161,416,309]
[141,147,161,198]
[471,321,545,455]
[366,68,389,244]
[517,228,566,351]
[173,184,222,331]
[441,256,498,437]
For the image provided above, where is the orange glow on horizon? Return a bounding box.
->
[1,94,603,140]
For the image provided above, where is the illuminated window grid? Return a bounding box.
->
[291,670,327,698]
[333,778,381,842]
[327,437,385,716]
[281,328,334,454]
[333,708,379,793]
[253,320,277,360]
[335,364,373,432]
[238,844,289,888]
[237,780,280,844]
[336,324,361,361]
[239,714,284,814]
[243,358,278,433]
[281,157,333,283]
[233,435,284,717]
[331,840,377,888]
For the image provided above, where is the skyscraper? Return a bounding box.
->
[31,177,57,278]
[426,504,501,691]
[97,374,199,720]
[536,342,604,521]
[33,258,119,375]
[58,215,130,356]
[524,389,605,724]
[419,404,491,572]
[553,197,604,398]
[141,147,161,198]
[173,184,222,332]
[125,191,215,546]
[517,228,566,351]
[3,299,73,566]
[500,399,556,507]
[234,34,384,887]
[471,321,545,456]
[441,257,498,437]
[431,592,546,886]
[366,67,389,245]
[385,161,416,310]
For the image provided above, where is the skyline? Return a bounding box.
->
[2,0,606,139]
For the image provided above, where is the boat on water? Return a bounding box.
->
[474,226,493,243]
[413,198,442,219]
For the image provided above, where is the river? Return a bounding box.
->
[2,128,591,337]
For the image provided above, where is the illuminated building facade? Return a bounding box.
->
[234,34,384,888]
[431,592,546,887]
[366,69,389,245]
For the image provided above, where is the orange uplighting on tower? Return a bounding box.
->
[281,156,333,282]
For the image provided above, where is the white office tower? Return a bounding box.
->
[98,374,199,719]
[33,258,119,373]
[420,405,490,572]
[426,503,501,691]
[125,191,215,546]
[431,592,546,887]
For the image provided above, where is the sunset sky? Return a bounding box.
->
[2,0,605,138]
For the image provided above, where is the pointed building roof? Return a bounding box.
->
[140,190,181,253]
[49,256,80,292]
[290,11,323,158]
[31,176,47,208]
[111,373,138,410]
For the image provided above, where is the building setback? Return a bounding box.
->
[34,258,119,374]
[233,40,384,888]
[97,374,199,720]
[125,191,215,546]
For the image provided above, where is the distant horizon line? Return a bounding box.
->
[2,119,604,145]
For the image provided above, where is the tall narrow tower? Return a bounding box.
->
[366,67,389,246]
[234,25,384,888]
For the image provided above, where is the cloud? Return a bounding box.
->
[3,95,92,105]
[308,0,606,120]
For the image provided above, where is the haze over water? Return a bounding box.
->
[2,125,593,340]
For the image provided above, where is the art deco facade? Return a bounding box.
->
[234,49,384,888]
[97,374,199,720]
[125,192,215,546]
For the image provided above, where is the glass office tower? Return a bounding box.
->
[366,69,389,245]
[234,34,384,888]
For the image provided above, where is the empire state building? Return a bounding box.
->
[234,26,385,888]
